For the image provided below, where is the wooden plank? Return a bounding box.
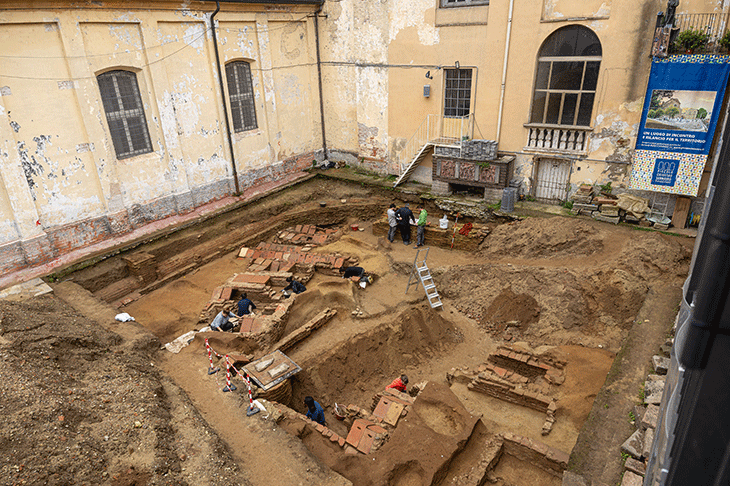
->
[672,196,691,229]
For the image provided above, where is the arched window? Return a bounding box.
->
[97,70,152,159]
[225,61,257,132]
[529,26,601,127]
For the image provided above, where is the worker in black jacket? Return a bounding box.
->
[395,203,416,245]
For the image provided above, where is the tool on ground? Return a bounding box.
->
[450,212,460,250]
[406,247,442,308]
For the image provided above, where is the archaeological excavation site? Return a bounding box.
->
[0,174,693,486]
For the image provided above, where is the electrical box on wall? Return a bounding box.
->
[423,85,430,97]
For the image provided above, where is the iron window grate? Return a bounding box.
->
[225,61,258,133]
[97,70,152,160]
[444,68,472,118]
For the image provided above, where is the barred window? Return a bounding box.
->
[225,61,257,132]
[529,25,602,127]
[441,0,489,6]
[444,68,472,118]
[97,70,152,159]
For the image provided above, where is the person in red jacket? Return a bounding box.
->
[386,374,409,393]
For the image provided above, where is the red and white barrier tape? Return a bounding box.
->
[205,339,258,415]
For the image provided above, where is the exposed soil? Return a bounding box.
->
[0,177,694,486]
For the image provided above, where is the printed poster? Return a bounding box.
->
[630,55,730,196]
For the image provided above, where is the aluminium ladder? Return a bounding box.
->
[406,247,442,308]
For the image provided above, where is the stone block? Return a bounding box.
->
[642,427,654,458]
[621,429,644,460]
[652,356,669,375]
[642,404,659,430]
[625,457,646,477]
[621,471,644,486]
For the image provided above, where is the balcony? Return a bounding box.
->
[524,124,591,154]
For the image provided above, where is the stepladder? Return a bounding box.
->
[406,247,442,308]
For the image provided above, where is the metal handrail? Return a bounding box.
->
[674,12,730,45]
[396,113,474,173]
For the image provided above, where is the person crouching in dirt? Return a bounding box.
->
[340,265,365,281]
[386,374,409,393]
[304,396,326,426]
[236,293,257,317]
[210,308,238,332]
[282,276,306,297]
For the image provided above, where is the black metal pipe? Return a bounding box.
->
[313,2,328,159]
[211,0,240,194]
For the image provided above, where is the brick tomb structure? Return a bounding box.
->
[371,217,489,251]
[198,227,358,349]
[447,345,566,436]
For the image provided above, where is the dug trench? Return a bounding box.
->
[0,176,693,486]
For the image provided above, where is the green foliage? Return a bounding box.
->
[666,106,680,118]
[385,174,397,181]
[674,28,710,52]
[629,410,637,423]
[562,200,574,209]
[487,200,502,211]
[599,181,612,193]
[525,195,536,202]
[697,107,708,119]
[720,30,730,50]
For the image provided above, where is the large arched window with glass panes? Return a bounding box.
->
[529,25,601,127]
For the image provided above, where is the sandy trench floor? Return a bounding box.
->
[0,176,693,486]
[121,208,691,485]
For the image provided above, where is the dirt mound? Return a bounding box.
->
[291,304,463,408]
[481,217,604,259]
[0,295,246,485]
[441,262,651,350]
[616,232,693,280]
[482,286,541,332]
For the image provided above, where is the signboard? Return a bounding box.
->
[630,55,730,196]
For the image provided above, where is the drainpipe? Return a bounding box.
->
[495,0,515,144]
[211,0,240,193]
[313,1,328,159]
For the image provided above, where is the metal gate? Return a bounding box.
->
[534,158,572,203]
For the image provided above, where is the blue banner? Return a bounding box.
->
[631,55,730,196]
[635,56,730,155]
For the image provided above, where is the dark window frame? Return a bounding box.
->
[225,61,258,133]
[440,0,489,7]
[443,68,473,118]
[97,70,153,160]
[529,26,602,128]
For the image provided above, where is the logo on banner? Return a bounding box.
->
[651,158,679,186]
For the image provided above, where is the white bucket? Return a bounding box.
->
[439,215,449,229]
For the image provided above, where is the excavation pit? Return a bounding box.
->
[17,177,692,485]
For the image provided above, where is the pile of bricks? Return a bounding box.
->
[122,252,158,286]
[501,432,569,478]
[276,405,390,455]
[447,345,563,435]
[274,224,339,246]
[488,346,566,384]
[370,388,414,427]
[238,241,356,274]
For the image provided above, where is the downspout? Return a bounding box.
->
[313,1,328,159]
[495,0,515,143]
[211,0,240,193]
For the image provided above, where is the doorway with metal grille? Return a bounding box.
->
[533,157,572,203]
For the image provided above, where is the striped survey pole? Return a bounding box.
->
[222,355,237,392]
[205,338,220,375]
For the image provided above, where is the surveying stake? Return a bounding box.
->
[450,212,460,250]
[406,247,442,308]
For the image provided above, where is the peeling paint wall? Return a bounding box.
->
[0,1,321,274]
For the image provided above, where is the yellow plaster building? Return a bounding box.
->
[0,0,727,276]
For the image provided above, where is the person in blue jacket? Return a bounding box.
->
[304,396,326,426]
[283,276,306,295]
[236,293,257,317]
